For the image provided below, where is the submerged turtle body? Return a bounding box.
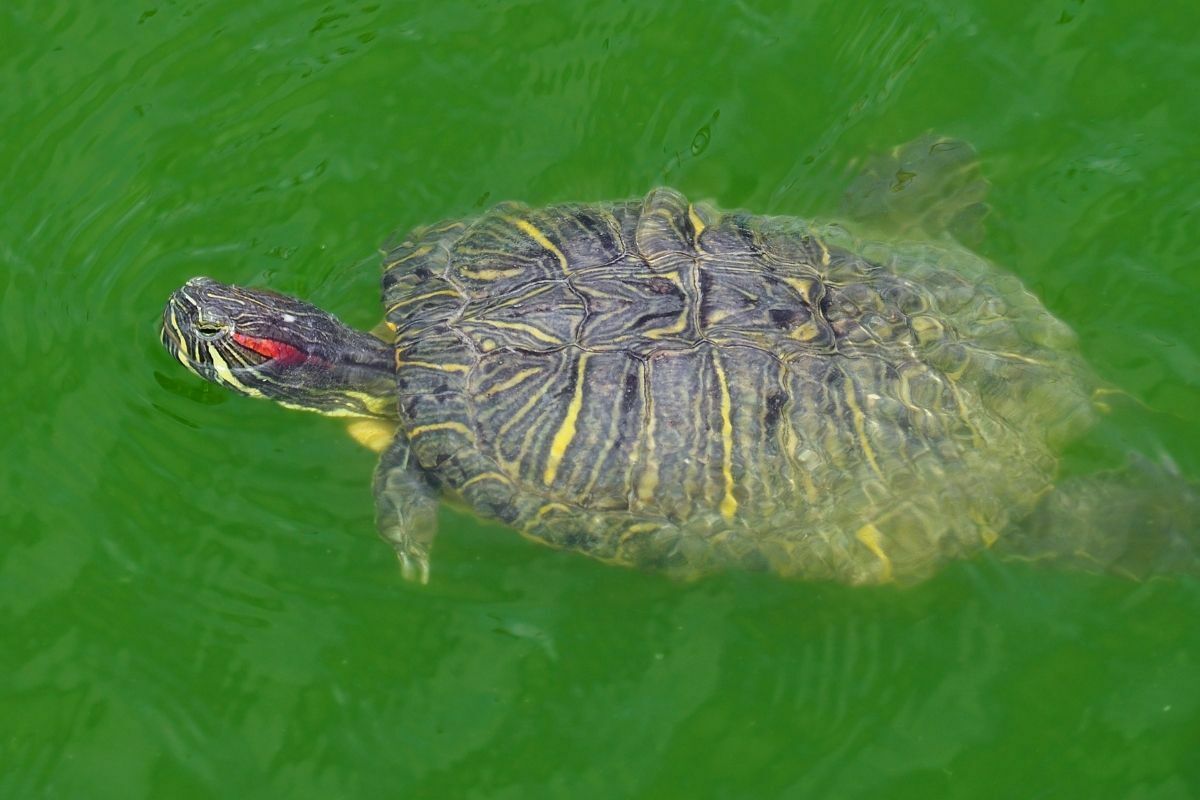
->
[377,187,1095,584]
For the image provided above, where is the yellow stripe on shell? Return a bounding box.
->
[409,421,474,438]
[511,217,570,274]
[944,378,984,448]
[620,522,660,542]
[384,244,433,268]
[481,367,542,399]
[461,471,513,488]
[711,351,738,521]
[779,414,818,504]
[458,267,523,280]
[646,316,689,339]
[394,359,470,373]
[386,289,460,312]
[543,353,589,486]
[842,374,883,480]
[497,375,554,439]
[687,204,706,246]
[467,318,564,345]
[641,271,689,339]
[536,502,572,518]
[636,377,659,506]
[783,276,820,307]
[480,282,559,311]
[815,236,830,266]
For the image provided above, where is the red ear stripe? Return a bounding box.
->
[232,332,310,365]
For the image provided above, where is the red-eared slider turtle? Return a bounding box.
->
[161,138,1189,584]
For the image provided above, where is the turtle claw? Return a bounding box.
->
[395,546,431,585]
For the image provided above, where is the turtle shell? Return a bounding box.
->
[379,188,1096,584]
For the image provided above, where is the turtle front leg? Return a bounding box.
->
[373,432,440,584]
[841,134,990,245]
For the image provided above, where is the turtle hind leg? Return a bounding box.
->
[1000,456,1200,580]
[841,133,991,246]
[373,431,440,583]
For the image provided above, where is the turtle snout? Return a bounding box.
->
[177,276,222,308]
[165,278,237,341]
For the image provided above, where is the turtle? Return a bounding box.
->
[160,137,1192,585]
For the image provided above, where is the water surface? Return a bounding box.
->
[2,1,1199,797]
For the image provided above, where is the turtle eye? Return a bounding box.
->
[194,321,227,339]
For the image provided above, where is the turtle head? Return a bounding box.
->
[162,276,397,419]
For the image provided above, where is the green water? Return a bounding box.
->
[3,1,1199,797]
